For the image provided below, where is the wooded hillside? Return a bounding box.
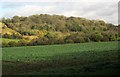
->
[1,14,119,47]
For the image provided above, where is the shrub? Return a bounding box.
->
[65,39,74,43]
[117,37,120,41]
[2,33,12,39]
[2,33,22,39]
[65,33,86,43]
[2,42,9,47]
[8,41,18,47]
[18,39,28,46]
[90,32,103,42]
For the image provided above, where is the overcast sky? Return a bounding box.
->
[0,0,119,25]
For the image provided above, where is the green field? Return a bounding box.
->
[2,41,119,75]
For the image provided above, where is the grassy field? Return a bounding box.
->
[2,41,119,76]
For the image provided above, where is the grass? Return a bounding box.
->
[1,38,20,43]
[2,41,119,75]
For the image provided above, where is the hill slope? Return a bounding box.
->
[1,14,119,47]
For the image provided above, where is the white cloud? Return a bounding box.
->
[4,5,56,17]
[55,2,118,24]
[0,0,119,2]
[61,11,79,17]
[1,1,119,25]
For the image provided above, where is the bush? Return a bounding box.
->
[32,37,49,45]
[67,24,83,32]
[101,36,109,42]
[8,41,18,47]
[117,37,120,41]
[18,39,28,46]
[2,33,12,39]
[2,33,22,39]
[2,42,9,47]
[55,39,65,44]
[65,39,74,43]
[90,32,103,42]
[65,33,86,43]
[74,37,85,43]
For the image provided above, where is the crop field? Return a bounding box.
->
[2,41,119,76]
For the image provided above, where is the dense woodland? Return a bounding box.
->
[1,14,119,47]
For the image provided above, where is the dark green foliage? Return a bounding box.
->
[3,14,117,34]
[66,23,83,32]
[90,32,103,42]
[8,41,18,47]
[18,39,28,46]
[65,33,85,43]
[2,33,22,39]
[2,42,9,47]
[12,16,20,23]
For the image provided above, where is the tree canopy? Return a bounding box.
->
[1,14,119,47]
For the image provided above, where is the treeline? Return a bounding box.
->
[1,14,119,47]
